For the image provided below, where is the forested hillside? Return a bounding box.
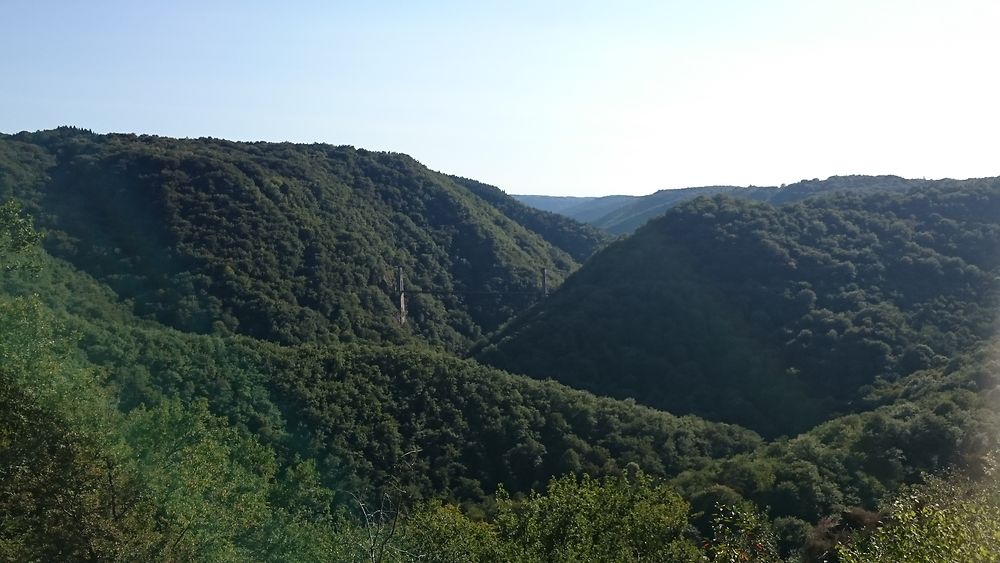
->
[1,193,777,558]
[482,184,1000,435]
[0,128,603,351]
[451,176,608,262]
[1,239,759,507]
[3,129,999,560]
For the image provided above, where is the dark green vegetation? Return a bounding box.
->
[2,128,998,561]
[0,199,756,523]
[0,128,606,352]
[518,175,940,235]
[483,182,1000,557]
[450,176,609,263]
[484,184,1000,433]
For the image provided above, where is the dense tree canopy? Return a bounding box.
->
[0,191,759,513]
[1,129,998,560]
[0,128,604,351]
[482,185,1000,435]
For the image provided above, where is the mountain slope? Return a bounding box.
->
[0,231,762,508]
[0,128,597,350]
[451,176,608,262]
[480,184,1000,436]
[4,133,999,547]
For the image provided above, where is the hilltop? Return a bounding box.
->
[517,175,941,235]
[0,128,605,351]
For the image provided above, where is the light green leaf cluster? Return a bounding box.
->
[0,199,42,272]
[706,502,782,563]
[398,471,703,562]
[838,459,1000,563]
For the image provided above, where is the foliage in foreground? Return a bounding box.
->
[4,268,1000,561]
[837,458,1000,563]
[394,471,703,562]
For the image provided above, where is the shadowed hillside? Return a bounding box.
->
[0,128,604,351]
[482,183,1000,435]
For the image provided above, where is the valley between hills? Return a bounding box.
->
[2,127,999,561]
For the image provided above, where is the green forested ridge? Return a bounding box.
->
[519,175,972,235]
[579,185,750,234]
[450,176,609,262]
[1,236,758,504]
[2,128,999,560]
[0,127,602,351]
[482,184,1000,434]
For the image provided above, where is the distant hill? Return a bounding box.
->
[517,176,938,235]
[481,182,1000,436]
[589,185,749,234]
[514,194,639,223]
[452,177,609,262]
[0,128,604,351]
[512,194,599,214]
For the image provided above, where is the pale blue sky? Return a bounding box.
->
[3,1,999,195]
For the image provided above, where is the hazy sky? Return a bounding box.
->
[3,1,999,196]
